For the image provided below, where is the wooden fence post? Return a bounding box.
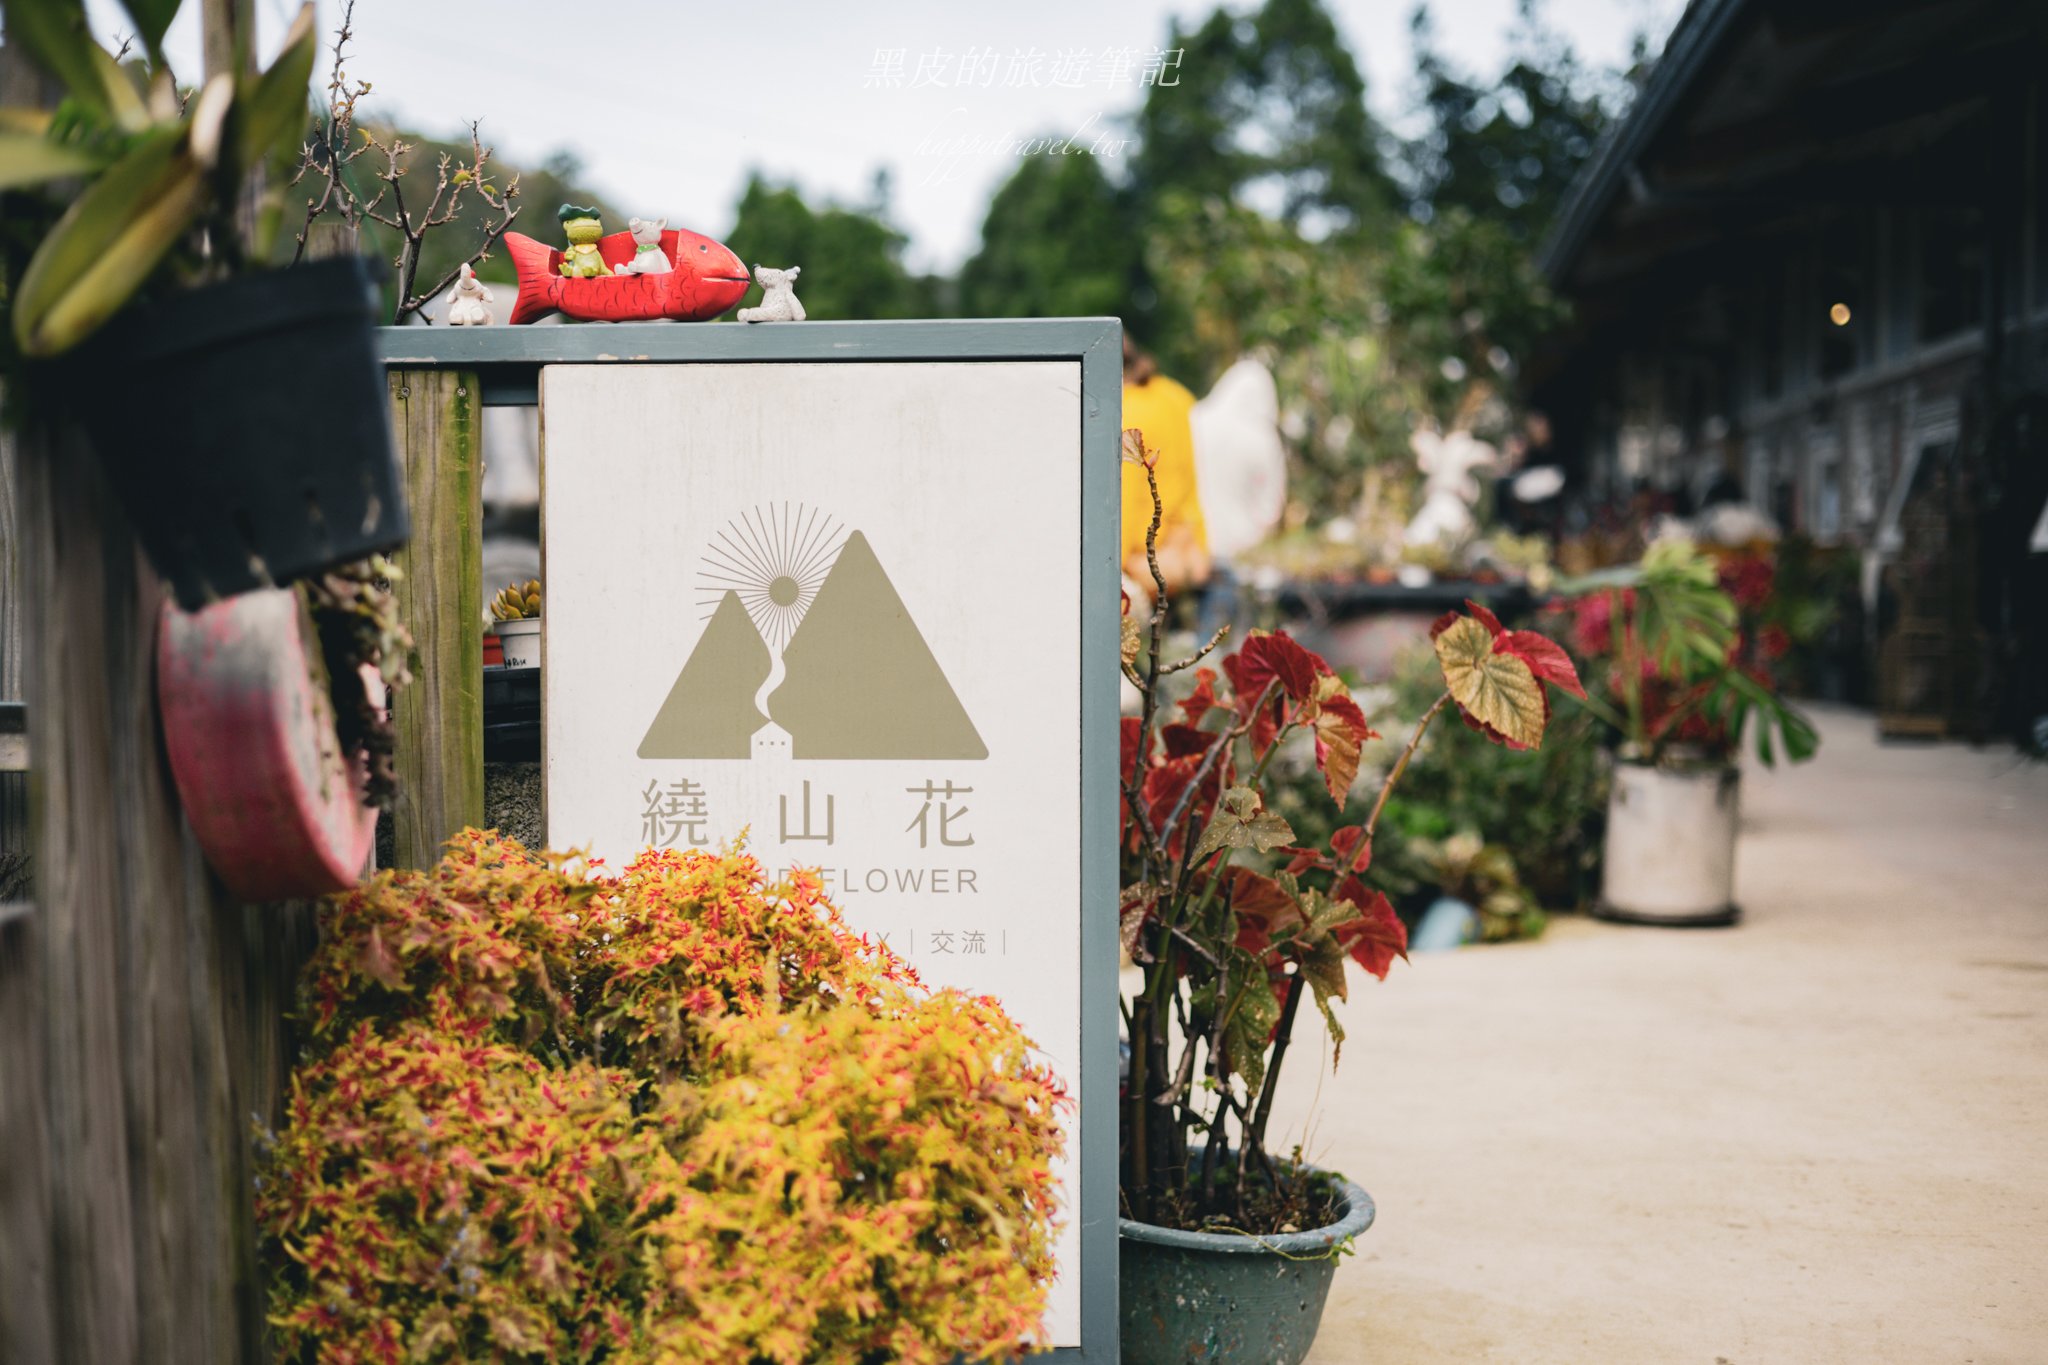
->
[388,370,484,867]
[1,420,290,1363]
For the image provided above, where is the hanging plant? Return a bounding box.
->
[299,554,413,811]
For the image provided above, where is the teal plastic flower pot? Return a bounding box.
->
[1118,1169,1375,1365]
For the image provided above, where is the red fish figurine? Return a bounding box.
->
[502,226,751,325]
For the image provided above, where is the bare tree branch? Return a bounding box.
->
[290,7,522,323]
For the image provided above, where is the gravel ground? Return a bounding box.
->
[1284,705,2048,1364]
[483,760,543,849]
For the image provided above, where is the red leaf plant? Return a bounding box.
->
[263,830,1068,1364]
[1545,538,1818,768]
[1119,431,1582,1234]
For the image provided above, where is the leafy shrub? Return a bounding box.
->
[262,830,1066,1364]
[1371,643,1608,920]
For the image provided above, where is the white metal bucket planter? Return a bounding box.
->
[1597,761,1740,926]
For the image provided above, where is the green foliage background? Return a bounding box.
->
[358,0,1635,436]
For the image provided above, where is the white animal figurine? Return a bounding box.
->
[611,217,672,276]
[737,264,805,323]
[1403,427,1497,548]
[444,262,494,326]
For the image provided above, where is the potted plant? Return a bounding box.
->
[1117,433,1584,1364]
[0,0,408,608]
[490,577,541,668]
[261,831,1068,1363]
[1555,538,1818,925]
[156,555,412,898]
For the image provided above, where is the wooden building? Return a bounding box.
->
[1534,0,2048,741]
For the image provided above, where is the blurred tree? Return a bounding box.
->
[1402,1,1619,239]
[721,171,942,321]
[1132,0,1397,234]
[1133,0,1621,527]
[957,153,1162,327]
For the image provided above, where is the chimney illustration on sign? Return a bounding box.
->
[638,504,987,761]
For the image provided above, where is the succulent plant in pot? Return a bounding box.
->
[1554,537,1818,925]
[0,0,407,608]
[1117,431,1585,1365]
[489,576,541,669]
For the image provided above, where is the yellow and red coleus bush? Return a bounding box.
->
[264,830,1067,1365]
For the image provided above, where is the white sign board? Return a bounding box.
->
[541,361,1086,1344]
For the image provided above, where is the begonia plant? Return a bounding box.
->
[1118,430,1583,1232]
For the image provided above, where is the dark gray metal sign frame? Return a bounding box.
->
[375,318,1122,1362]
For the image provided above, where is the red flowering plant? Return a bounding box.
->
[1711,538,1841,698]
[1553,538,1817,767]
[1118,432,1583,1233]
[261,830,1067,1364]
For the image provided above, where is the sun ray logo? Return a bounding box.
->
[638,503,987,761]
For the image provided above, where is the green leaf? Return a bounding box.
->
[0,129,102,188]
[115,0,179,60]
[1778,708,1819,764]
[233,1,316,174]
[1119,883,1160,964]
[1434,614,1548,748]
[1297,930,1347,1007]
[0,109,57,135]
[13,123,204,356]
[1219,953,1280,1092]
[1297,936,1348,1062]
[1191,786,1295,863]
[0,0,111,115]
[87,39,149,130]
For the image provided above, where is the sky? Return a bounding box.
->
[83,0,1685,273]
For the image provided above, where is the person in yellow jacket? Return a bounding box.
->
[1122,341,1211,593]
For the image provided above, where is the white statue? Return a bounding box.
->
[1404,427,1496,548]
[737,264,805,323]
[444,262,494,326]
[611,216,673,276]
[1190,356,1287,561]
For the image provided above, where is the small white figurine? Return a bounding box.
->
[1403,427,1497,548]
[444,262,494,326]
[611,216,673,276]
[737,264,805,323]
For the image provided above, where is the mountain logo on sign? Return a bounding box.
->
[637,504,986,761]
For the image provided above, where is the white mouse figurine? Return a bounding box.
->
[737,264,805,323]
[444,262,495,326]
[612,216,672,276]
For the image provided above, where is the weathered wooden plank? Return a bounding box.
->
[4,419,290,1364]
[1,429,29,899]
[23,423,147,1363]
[0,908,56,1362]
[389,369,485,867]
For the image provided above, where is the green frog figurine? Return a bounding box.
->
[557,203,609,279]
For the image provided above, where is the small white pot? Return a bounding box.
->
[496,616,541,670]
[1598,761,1740,925]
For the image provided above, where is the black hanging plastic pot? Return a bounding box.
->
[68,257,406,610]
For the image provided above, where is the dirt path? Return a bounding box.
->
[1290,706,2048,1364]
